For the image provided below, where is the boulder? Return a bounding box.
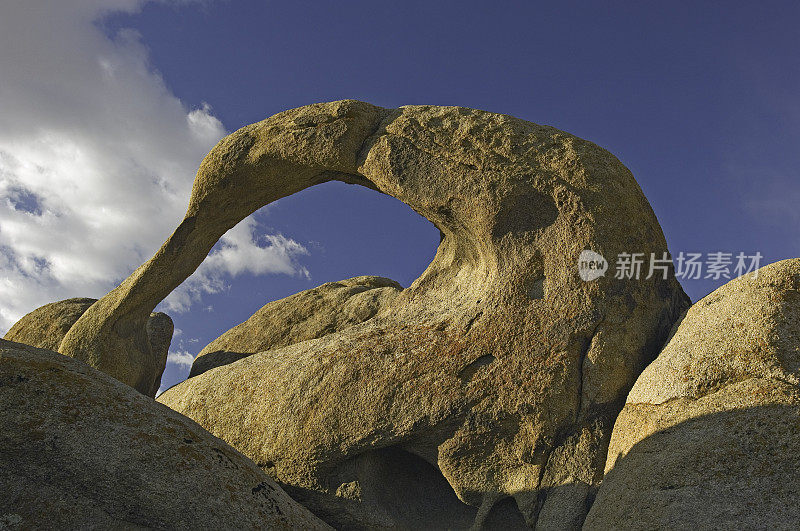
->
[0,338,329,530]
[4,298,173,397]
[113,101,691,528]
[4,298,97,352]
[584,259,800,529]
[190,276,402,378]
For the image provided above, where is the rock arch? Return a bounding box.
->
[61,100,688,527]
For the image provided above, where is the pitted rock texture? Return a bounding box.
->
[4,298,173,397]
[190,276,402,378]
[0,339,330,530]
[59,100,688,528]
[584,259,800,530]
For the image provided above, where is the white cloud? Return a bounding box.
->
[0,1,310,334]
[159,217,310,314]
[166,349,195,369]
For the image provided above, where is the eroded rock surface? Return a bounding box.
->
[585,259,800,530]
[190,276,402,378]
[58,100,688,528]
[0,338,329,530]
[4,298,173,397]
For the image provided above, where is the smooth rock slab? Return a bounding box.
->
[0,339,329,530]
[4,298,98,352]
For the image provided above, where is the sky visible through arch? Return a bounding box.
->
[0,1,798,392]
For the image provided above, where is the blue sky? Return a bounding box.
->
[1,1,798,391]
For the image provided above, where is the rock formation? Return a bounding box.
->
[6,98,797,529]
[190,275,402,378]
[48,99,691,528]
[4,298,173,397]
[584,259,800,529]
[4,298,97,352]
[0,338,329,530]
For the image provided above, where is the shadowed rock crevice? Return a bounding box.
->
[279,446,528,530]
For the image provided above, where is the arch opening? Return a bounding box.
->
[157,180,441,390]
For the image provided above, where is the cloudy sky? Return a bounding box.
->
[1,1,798,392]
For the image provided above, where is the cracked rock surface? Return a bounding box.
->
[585,259,800,530]
[56,100,687,528]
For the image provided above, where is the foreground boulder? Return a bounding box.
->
[0,338,329,530]
[4,298,173,397]
[190,276,402,378]
[584,259,800,529]
[103,100,700,528]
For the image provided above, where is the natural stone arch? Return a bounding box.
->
[60,100,387,394]
[62,100,688,527]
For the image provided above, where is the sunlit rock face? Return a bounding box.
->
[56,100,686,528]
[190,275,402,378]
[585,259,800,530]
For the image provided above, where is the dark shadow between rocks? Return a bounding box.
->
[188,350,249,378]
[277,446,528,530]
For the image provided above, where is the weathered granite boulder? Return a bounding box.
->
[4,298,172,397]
[584,259,800,530]
[0,338,329,530]
[190,276,402,378]
[59,100,688,528]
[4,298,97,352]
